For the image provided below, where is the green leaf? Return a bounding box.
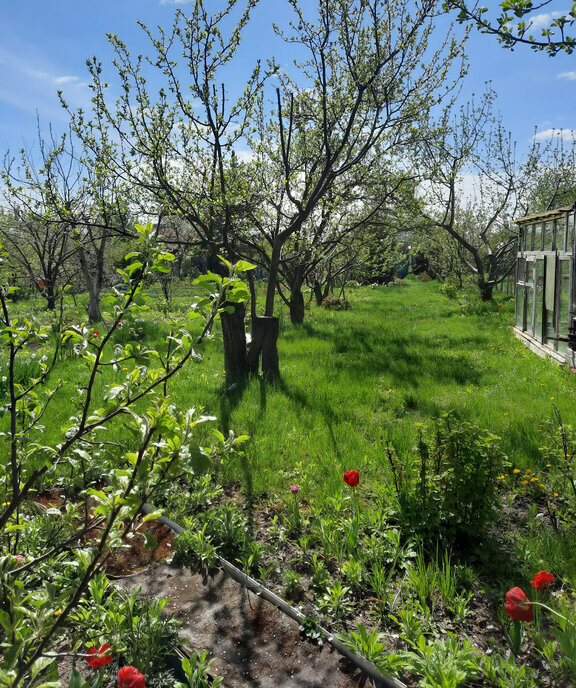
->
[67,667,89,688]
[141,511,162,523]
[235,260,256,272]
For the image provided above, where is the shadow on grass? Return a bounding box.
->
[331,327,484,389]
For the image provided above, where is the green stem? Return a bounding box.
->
[531,601,571,625]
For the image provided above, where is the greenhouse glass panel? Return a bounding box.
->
[520,227,527,252]
[543,221,554,250]
[557,217,567,253]
[568,214,576,253]
[545,255,556,346]
[535,258,544,341]
[524,224,533,251]
[515,286,524,329]
[517,258,526,283]
[558,260,571,354]
[534,223,543,251]
[526,284,534,336]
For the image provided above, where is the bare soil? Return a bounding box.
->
[115,564,373,688]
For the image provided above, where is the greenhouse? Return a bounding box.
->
[514,203,576,366]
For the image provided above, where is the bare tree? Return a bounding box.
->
[415,87,540,299]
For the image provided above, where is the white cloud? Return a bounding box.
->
[527,12,564,29]
[53,75,81,85]
[533,128,576,141]
[558,71,576,81]
[234,150,255,163]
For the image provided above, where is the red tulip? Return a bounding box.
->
[530,570,554,590]
[93,330,99,338]
[290,485,298,495]
[343,470,359,487]
[505,587,533,622]
[118,666,145,688]
[86,644,113,668]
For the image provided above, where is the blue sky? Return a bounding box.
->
[0,0,574,160]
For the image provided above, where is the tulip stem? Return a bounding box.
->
[531,601,570,625]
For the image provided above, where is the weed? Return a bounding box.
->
[317,581,355,619]
[402,634,482,688]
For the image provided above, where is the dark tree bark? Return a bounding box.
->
[479,281,494,301]
[313,281,323,306]
[220,301,248,377]
[247,316,279,380]
[289,286,305,325]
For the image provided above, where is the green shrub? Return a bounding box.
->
[439,277,461,299]
[321,296,351,310]
[387,413,505,545]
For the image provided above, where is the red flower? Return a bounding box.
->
[118,666,145,688]
[343,470,359,487]
[290,485,298,495]
[530,570,554,590]
[86,644,113,668]
[117,322,123,328]
[505,587,533,622]
[498,304,503,308]
[93,330,99,338]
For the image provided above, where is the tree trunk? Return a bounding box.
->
[45,286,56,311]
[313,281,323,306]
[479,281,493,301]
[289,286,305,324]
[265,240,283,316]
[86,284,102,322]
[77,244,103,323]
[247,316,279,380]
[220,301,248,378]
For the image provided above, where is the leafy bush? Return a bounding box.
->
[321,296,351,310]
[439,277,461,299]
[387,414,505,545]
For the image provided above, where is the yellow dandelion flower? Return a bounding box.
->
[497,475,506,480]
[503,412,508,416]
[513,469,521,474]
[526,469,532,474]
[53,609,62,616]
[554,493,559,497]
[546,463,551,468]
[531,477,538,482]
[521,480,529,485]
[540,484,545,488]
[550,396,555,401]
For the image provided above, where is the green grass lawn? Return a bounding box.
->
[165,279,576,497]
